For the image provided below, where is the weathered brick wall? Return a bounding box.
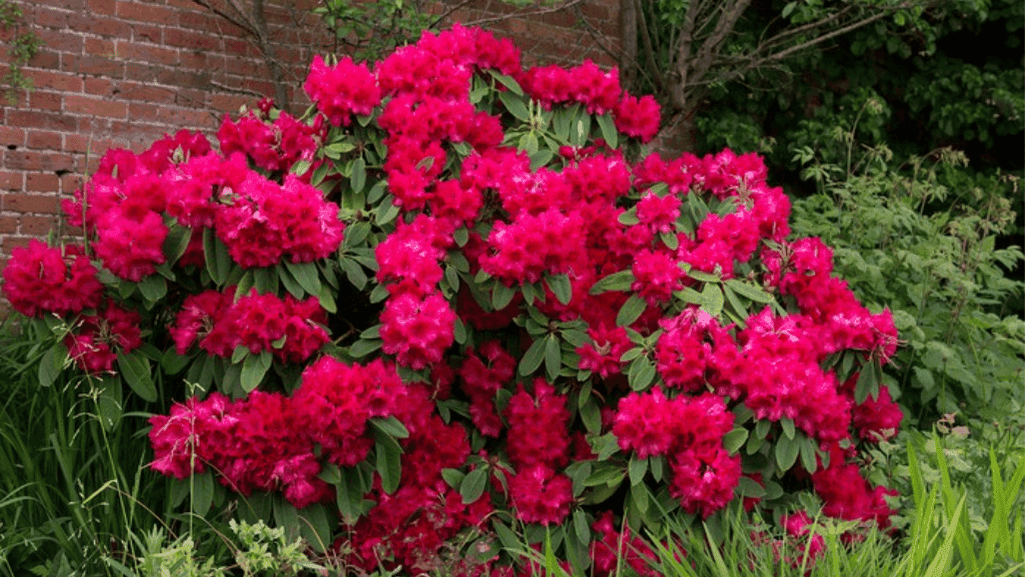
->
[0,0,621,304]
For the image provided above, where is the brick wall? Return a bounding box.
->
[0,0,621,306]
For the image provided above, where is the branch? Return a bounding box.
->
[461,0,585,27]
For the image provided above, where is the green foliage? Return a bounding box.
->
[789,141,1024,424]
[314,0,436,62]
[0,0,42,105]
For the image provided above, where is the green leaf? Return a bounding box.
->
[335,467,367,524]
[340,257,368,291]
[616,295,647,327]
[596,113,618,149]
[117,350,157,403]
[374,429,403,494]
[38,343,66,388]
[628,456,648,486]
[855,362,881,404]
[192,470,214,517]
[350,157,366,193]
[499,92,531,122]
[799,435,819,473]
[202,227,229,285]
[580,396,601,434]
[781,417,796,440]
[519,338,546,376]
[460,467,489,504]
[298,503,332,553]
[700,283,725,316]
[627,356,657,391]
[583,464,626,487]
[349,338,383,358]
[284,260,321,297]
[590,270,636,294]
[96,375,122,431]
[491,282,517,311]
[375,195,400,226]
[441,468,465,489]
[160,348,190,375]
[547,274,573,305]
[544,336,562,381]
[737,476,766,498]
[724,279,775,303]
[240,351,272,393]
[686,269,721,283]
[722,428,749,455]
[488,69,524,95]
[369,416,409,439]
[775,436,800,472]
[162,224,192,266]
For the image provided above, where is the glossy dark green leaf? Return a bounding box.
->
[118,349,157,403]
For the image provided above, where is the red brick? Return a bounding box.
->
[155,105,216,128]
[5,110,78,132]
[84,77,116,96]
[155,67,210,89]
[0,126,26,148]
[0,171,24,191]
[25,69,84,93]
[61,173,86,192]
[210,93,251,114]
[35,28,85,54]
[164,27,224,52]
[70,16,133,38]
[127,101,160,120]
[21,216,59,234]
[63,53,126,78]
[119,81,176,104]
[32,6,72,29]
[84,37,116,58]
[65,134,113,155]
[117,0,176,23]
[64,94,128,119]
[2,193,60,214]
[115,41,180,67]
[131,23,163,43]
[29,91,63,112]
[89,0,117,16]
[26,172,61,192]
[177,10,223,33]
[0,216,18,234]
[27,131,63,151]
[28,49,61,70]
[3,236,37,251]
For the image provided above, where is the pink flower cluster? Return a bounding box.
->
[64,298,142,374]
[170,289,329,363]
[2,240,102,318]
[614,389,740,518]
[61,130,344,278]
[217,109,324,174]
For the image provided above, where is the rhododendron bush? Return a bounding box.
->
[2,25,905,575]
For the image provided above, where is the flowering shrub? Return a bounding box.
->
[2,24,903,575]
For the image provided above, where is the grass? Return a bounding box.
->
[1,317,1023,577]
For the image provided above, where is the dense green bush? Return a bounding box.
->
[789,138,1024,424]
